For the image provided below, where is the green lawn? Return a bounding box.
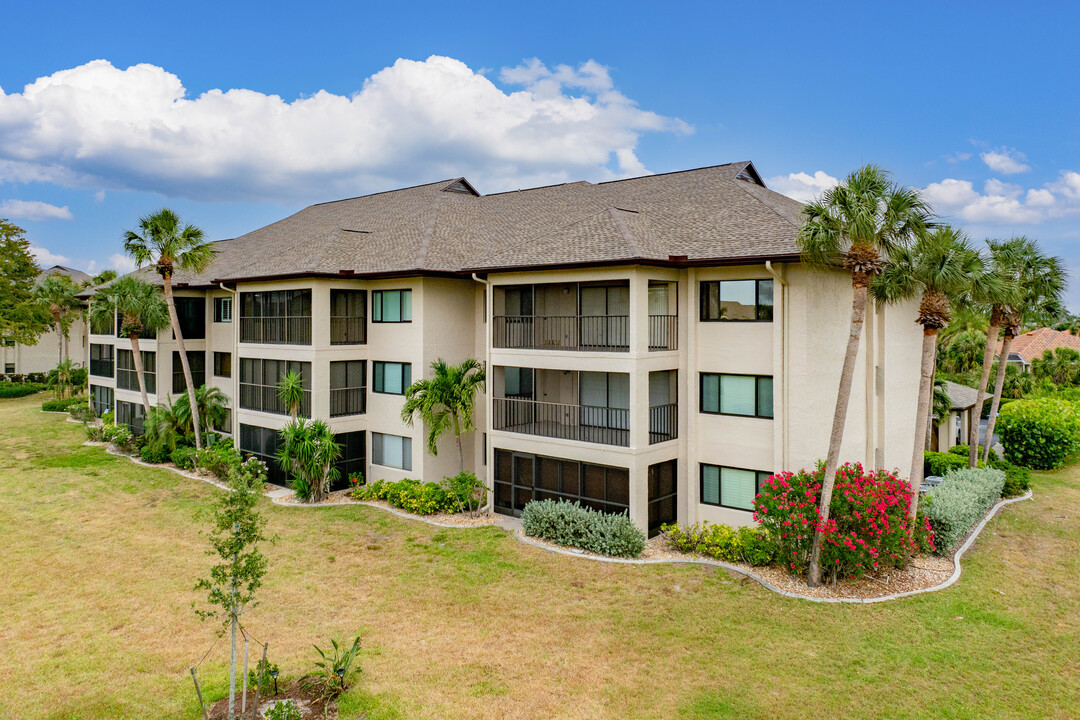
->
[1,393,1078,719]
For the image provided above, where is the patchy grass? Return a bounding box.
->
[1,394,1079,719]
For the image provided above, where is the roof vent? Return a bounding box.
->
[668,255,688,262]
[443,178,479,196]
[339,269,356,275]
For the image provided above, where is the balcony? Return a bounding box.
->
[90,359,114,378]
[330,316,366,345]
[493,397,629,446]
[239,381,312,417]
[493,315,630,352]
[648,314,678,351]
[330,386,367,417]
[239,316,312,345]
[649,403,678,444]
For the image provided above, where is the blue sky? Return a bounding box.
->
[3,1,1079,305]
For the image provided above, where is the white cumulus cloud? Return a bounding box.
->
[0,199,73,220]
[765,170,839,203]
[0,57,690,202]
[108,254,137,273]
[923,172,1080,224]
[980,148,1031,174]
[29,245,71,265]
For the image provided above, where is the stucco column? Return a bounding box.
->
[309,284,331,420]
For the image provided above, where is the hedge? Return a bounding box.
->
[923,468,1005,553]
[663,522,775,565]
[521,499,645,558]
[353,473,485,516]
[0,382,46,398]
[995,398,1080,469]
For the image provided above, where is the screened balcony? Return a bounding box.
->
[493,282,630,352]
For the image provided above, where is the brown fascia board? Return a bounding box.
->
[210,268,463,286]
[461,252,802,274]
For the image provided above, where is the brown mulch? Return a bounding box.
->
[206,680,335,720]
[275,488,359,506]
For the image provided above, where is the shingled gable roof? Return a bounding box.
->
[105,161,805,289]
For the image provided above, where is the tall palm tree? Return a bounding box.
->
[89,277,171,415]
[401,358,486,474]
[797,165,933,587]
[34,272,80,363]
[124,209,216,450]
[871,226,984,524]
[980,240,1066,463]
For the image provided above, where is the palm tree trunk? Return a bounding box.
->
[163,278,203,451]
[969,323,1001,467]
[54,318,63,365]
[909,327,938,525]
[983,333,1013,463]
[807,281,868,587]
[453,415,464,474]
[130,335,152,415]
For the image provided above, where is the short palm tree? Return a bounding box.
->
[871,225,984,523]
[49,357,78,400]
[34,272,80,363]
[124,209,216,450]
[277,370,306,420]
[276,418,341,502]
[174,385,231,438]
[401,358,486,474]
[797,164,933,586]
[974,238,1065,464]
[89,276,171,414]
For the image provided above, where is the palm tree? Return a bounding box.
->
[276,418,341,502]
[89,277,171,414]
[34,272,80,363]
[401,358,486,474]
[124,209,216,451]
[871,226,983,524]
[980,240,1066,463]
[797,164,933,586]
[175,385,231,438]
[277,370,306,420]
[49,357,78,400]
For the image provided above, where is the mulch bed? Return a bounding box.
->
[206,680,336,719]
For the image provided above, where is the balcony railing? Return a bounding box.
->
[648,315,678,351]
[330,316,366,345]
[330,386,367,417]
[239,382,312,417]
[649,403,678,444]
[493,397,629,446]
[239,316,312,345]
[90,359,114,378]
[116,368,155,394]
[493,315,629,352]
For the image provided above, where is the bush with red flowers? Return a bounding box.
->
[753,463,934,580]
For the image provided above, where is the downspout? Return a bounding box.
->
[764,261,789,470]
[471,273,492,513]
[220,283,240,438]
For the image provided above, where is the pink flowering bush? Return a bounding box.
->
[753,463,934,579]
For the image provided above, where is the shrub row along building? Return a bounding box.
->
[81,162,922,536]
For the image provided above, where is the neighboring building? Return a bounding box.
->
[1,265,90,376]
[1001,327,1080,372]
[82,162,922,535]
[930,380,978,453]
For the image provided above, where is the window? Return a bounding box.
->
[493,449,629,517]
[371,432,412,470]
[214,408,232,434]
[90,384,113,416]
[90,344,114,377]
[174,297,206,339]
[214,297,233,323]
[116,349,156,393]
[372,289,412,323]
[173,351,206,394]
[4,363,14,374]
[333,431,366,489]
[116,400,146,435]
[90,312,113,335]
[214,352,232,378]
[330,290,367,344]
[700,373,773,418]
[116,312,155,339]
[240,290,312,344]
[239,358,311,416]
[700,279,773,321]
[700,464,771,511]
[330,360,366,417]
[373,361,411,395]
[239,424,287,485]
[503,367,534,398]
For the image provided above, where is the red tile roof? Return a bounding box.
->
[1002,327,1080,365]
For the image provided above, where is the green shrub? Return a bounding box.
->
[988,457,1031,497]
[194,439,244,480]
[247,658,279,692]
[170,446,196,470]
[996,398,1080,469]
[103,424,135,453]
[0,382,46,398]
[101,410,115,427]
[923,451,984,477]
[68,401,94,422]
[663,522,776,565]
[265,700,302,720]
[41,396,84,412]
[948,444,997,463]
[441,470,487,513]
[521,499,646,558]
[924,468,1006,553]
[140,444,170,464]
[981,396,1016,418]
[301,636,362,701]
[353,476,483,515]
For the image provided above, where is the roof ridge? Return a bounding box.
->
[728,175,804,230]
[307,178,458,208]
[594,161,748,187]
[415,191,444,269]
[608,207,641,258]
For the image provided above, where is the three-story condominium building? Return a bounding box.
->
[82,162,922,535]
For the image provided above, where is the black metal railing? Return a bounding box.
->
[330,316,366,345]
[239,382,312,417]
[649,403,678,444]
[239,316,312,345]
[330,386,367,417]
[493,397,629,446]
[648,315,678,351]
[90,359,114,377]
[493,315,629,352]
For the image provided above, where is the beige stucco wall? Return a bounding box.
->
[3,318,88,375]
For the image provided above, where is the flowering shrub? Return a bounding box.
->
[754,463,933,579]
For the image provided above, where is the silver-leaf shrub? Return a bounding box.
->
[521,499,646,558]
[924,468,1005,554]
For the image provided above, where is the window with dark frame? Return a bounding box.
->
[371,432,412,470]
[492,448,630,517]
[699,373,773,418]
[239,289,312,344]
[116,349,156,393]
[172,351,206,394]
[90,384,113,416]
[239,423,287,485]
[330,360,366,417]
[700,279,773,322]
[372,289,412,323]
[700,464,771,511]
[90,343,114,377]
[238,358,311,415]
[373,361,411,395]
[214,297,233,323]
[330,289,367,344]
[214,352,232,378]
[173,297,206,339]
